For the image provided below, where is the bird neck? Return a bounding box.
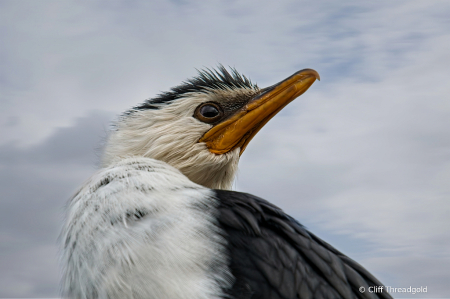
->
[101,127,240,190]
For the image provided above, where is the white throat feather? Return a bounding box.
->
[102,92,247,190]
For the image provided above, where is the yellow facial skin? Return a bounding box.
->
[199,69,320,155]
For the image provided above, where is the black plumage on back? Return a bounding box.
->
[215,190,392,299]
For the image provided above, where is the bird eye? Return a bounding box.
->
[200,105,219,118]
[194,103,223,123]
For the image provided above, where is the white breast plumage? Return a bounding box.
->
[60,158,232,299]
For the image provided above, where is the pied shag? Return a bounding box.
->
[60,66,392,299]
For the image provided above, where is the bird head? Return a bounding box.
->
[102,66,319,190]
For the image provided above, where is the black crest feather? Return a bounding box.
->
[133,65,257,111]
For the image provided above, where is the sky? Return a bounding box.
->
[1,0,449,298]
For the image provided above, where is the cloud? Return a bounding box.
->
[1,0,449,297]
[4,0,446,146]
[0,111,113,297]
[236,18,450,297]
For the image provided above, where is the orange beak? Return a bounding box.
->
[199,69,320,156]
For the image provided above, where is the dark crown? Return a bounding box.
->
[133,65,257,111]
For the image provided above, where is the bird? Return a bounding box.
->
[60,66,392,299]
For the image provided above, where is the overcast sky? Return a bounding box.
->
[1,1,449,298]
